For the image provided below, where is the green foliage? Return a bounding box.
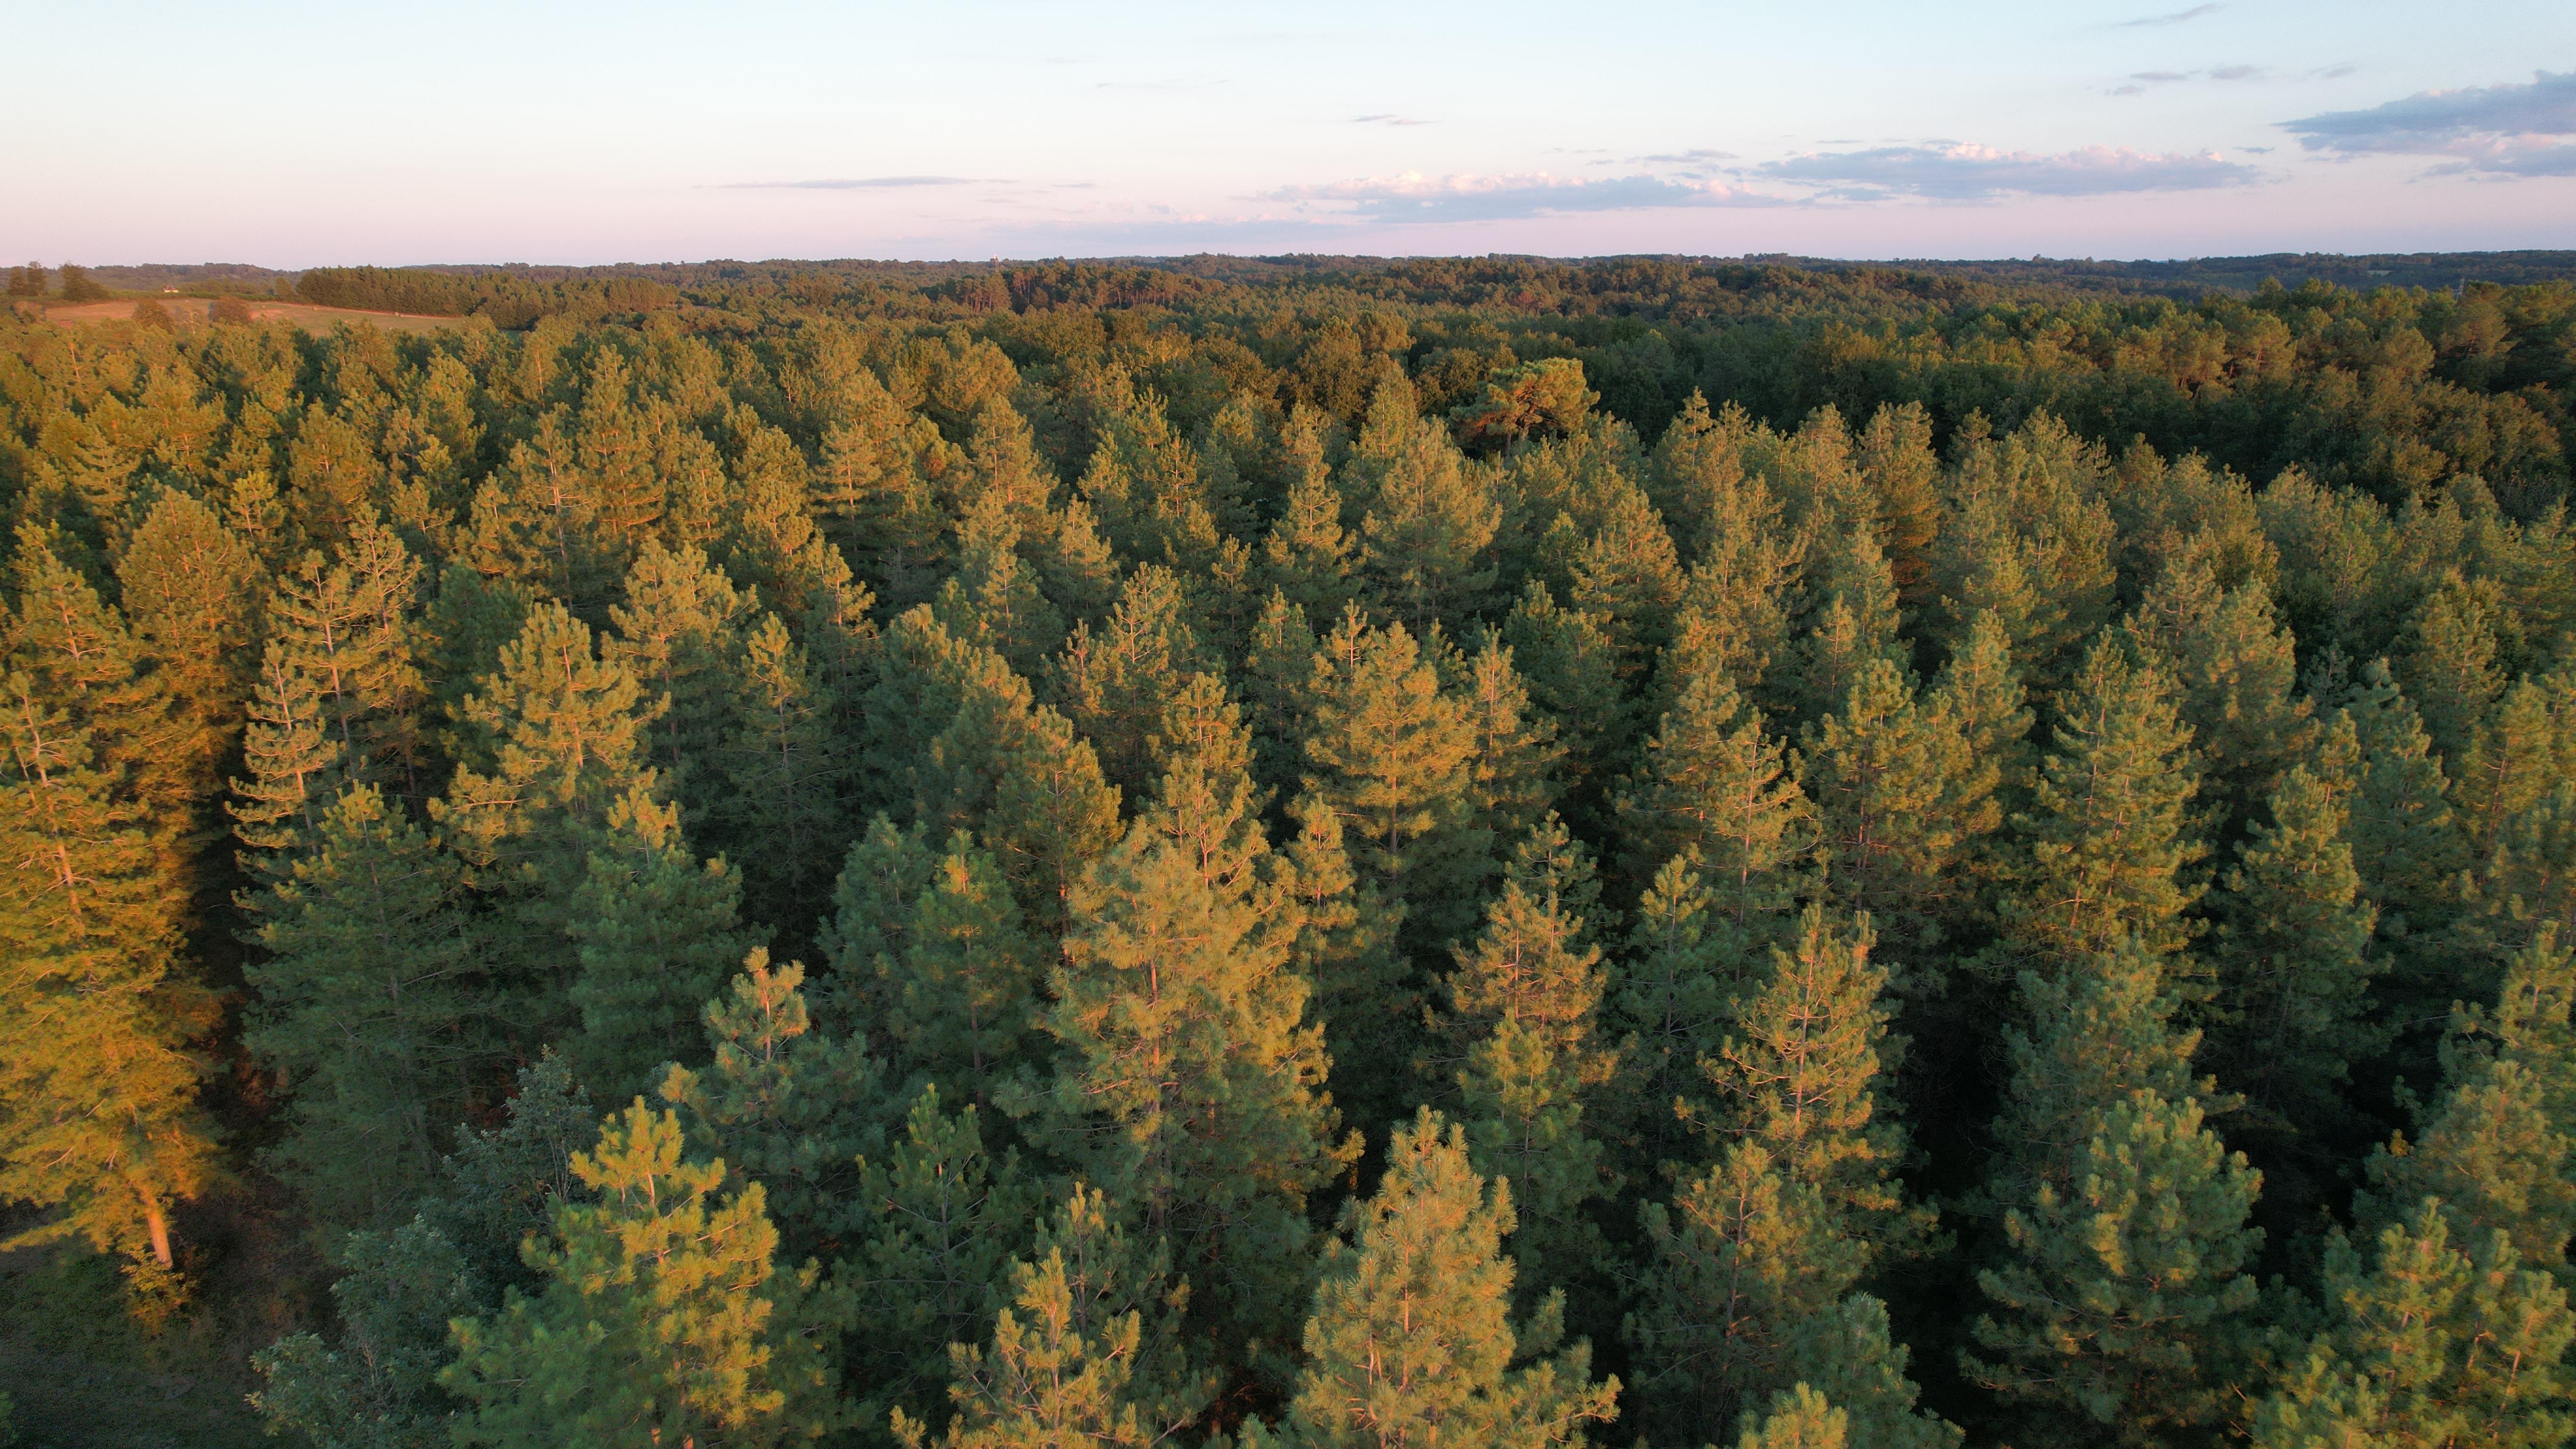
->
[1967,1091,2263,1444]
[0,669,214,1268]
[1301,607,1489,949]
[662,952,885,1262]
[2254,1201,2575,1449]
[1252,1108,1619,1449]
[849,1085,1038,1438]
[2206,762,2386,1137]
[443,1100,847,1446]
[1966,934,2262,1445]
[894,1184,1206,1449]
[564,790,756,1101]
[251,1220,483,1449]
[11,249,2576,1449]
[248,784,486,1225]
[1018,746,1354,1356]
[1345,378,1501,628]
[2007,633,2206,971]
[1613,665,1811,923]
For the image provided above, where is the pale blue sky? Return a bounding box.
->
[8,0,2572,264]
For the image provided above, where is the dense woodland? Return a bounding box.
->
[0,253,2574,1446]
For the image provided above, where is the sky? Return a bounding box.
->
[6,0,2573,266]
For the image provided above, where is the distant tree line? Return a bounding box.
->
[294,265,681,326]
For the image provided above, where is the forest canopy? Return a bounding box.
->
[0,250,2572,1447]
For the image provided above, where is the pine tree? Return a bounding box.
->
[7,524,195,828]
[247,784,486,1226]
[1046,564,1206,800]
[1613,667,1811,924]
[866,606,1119,931]
[472,410,618,609]
[1283,794,1413,1141]
[813,367,948,607]
[2008,634,2206,972]
[228,639,346,893]
[1261,408,1358,618]
[2133,558,2317,842]
[1502,581,1631,811]
[1441,821,1618,1312]
[1705,906,1915,1254]
[1920,607,2029,924]
[1020,754,1353,1356]
[421,563,535,763]
[1438,818,1613,1078]
[0,671,215,1269]
[984,700,1125,936]
[953,394,1057,542]
[260,525,427,793]
[443,1102,849,1447]
[1854,402,1942,611]
[661,952,886,1263]
[2399,574,2507,769]
[1601,854,1750,1170]
[1645,391,1756,565]
[1621,905,1944,1445]
[1345,378,1500,630]
[2253,1200,2575,1449]
[1568,482,1686,668]
[2359,927,2576,1278]
[2339,660,2470,1006]
[1968,1089,2263,1446]
[708,612,853,943]
[1736,1384,1848,1449]
[1250,1108,1620,1449]
[1978,942,2201,1216]
[1301,608,1487,950]
[1924,414,2119,695]
[2206,763,2385,1142]
[2470,781,2576,971]
[250,1218,485,1449]
[1659,443,1799,704]
[876,831,1046,1090]
[1242,590,1321,803]
[1627,1141,1863,1445]
[931,523,1064,678]
[894,1185,1208,1449]
[2297,932,2576,1449]
[115,488,259,785]
[433,602,662,979]
[1801,659,1987,963]
[853,1085,1044,1439]
[604,538,756,806]
[1965,939,2262,1446]
[1786,516,1906,729]
[2453,668,2576,859]
[1773,1296,1959,1449]
[564,789,756,1102]
[431,1055,600,1293]
[1456,631,1567,852]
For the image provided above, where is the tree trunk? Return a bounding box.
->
[145,1198,173,1269]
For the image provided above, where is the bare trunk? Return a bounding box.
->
[145,1199,173,1269]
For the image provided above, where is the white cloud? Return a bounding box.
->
[1760,143,2263,199]
[1263,169,1790,222]
[2120,3,2222,25]
[717,176,985,190]
[2282,70,2576,177]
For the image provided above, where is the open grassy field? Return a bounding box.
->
[34,297,464,334]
